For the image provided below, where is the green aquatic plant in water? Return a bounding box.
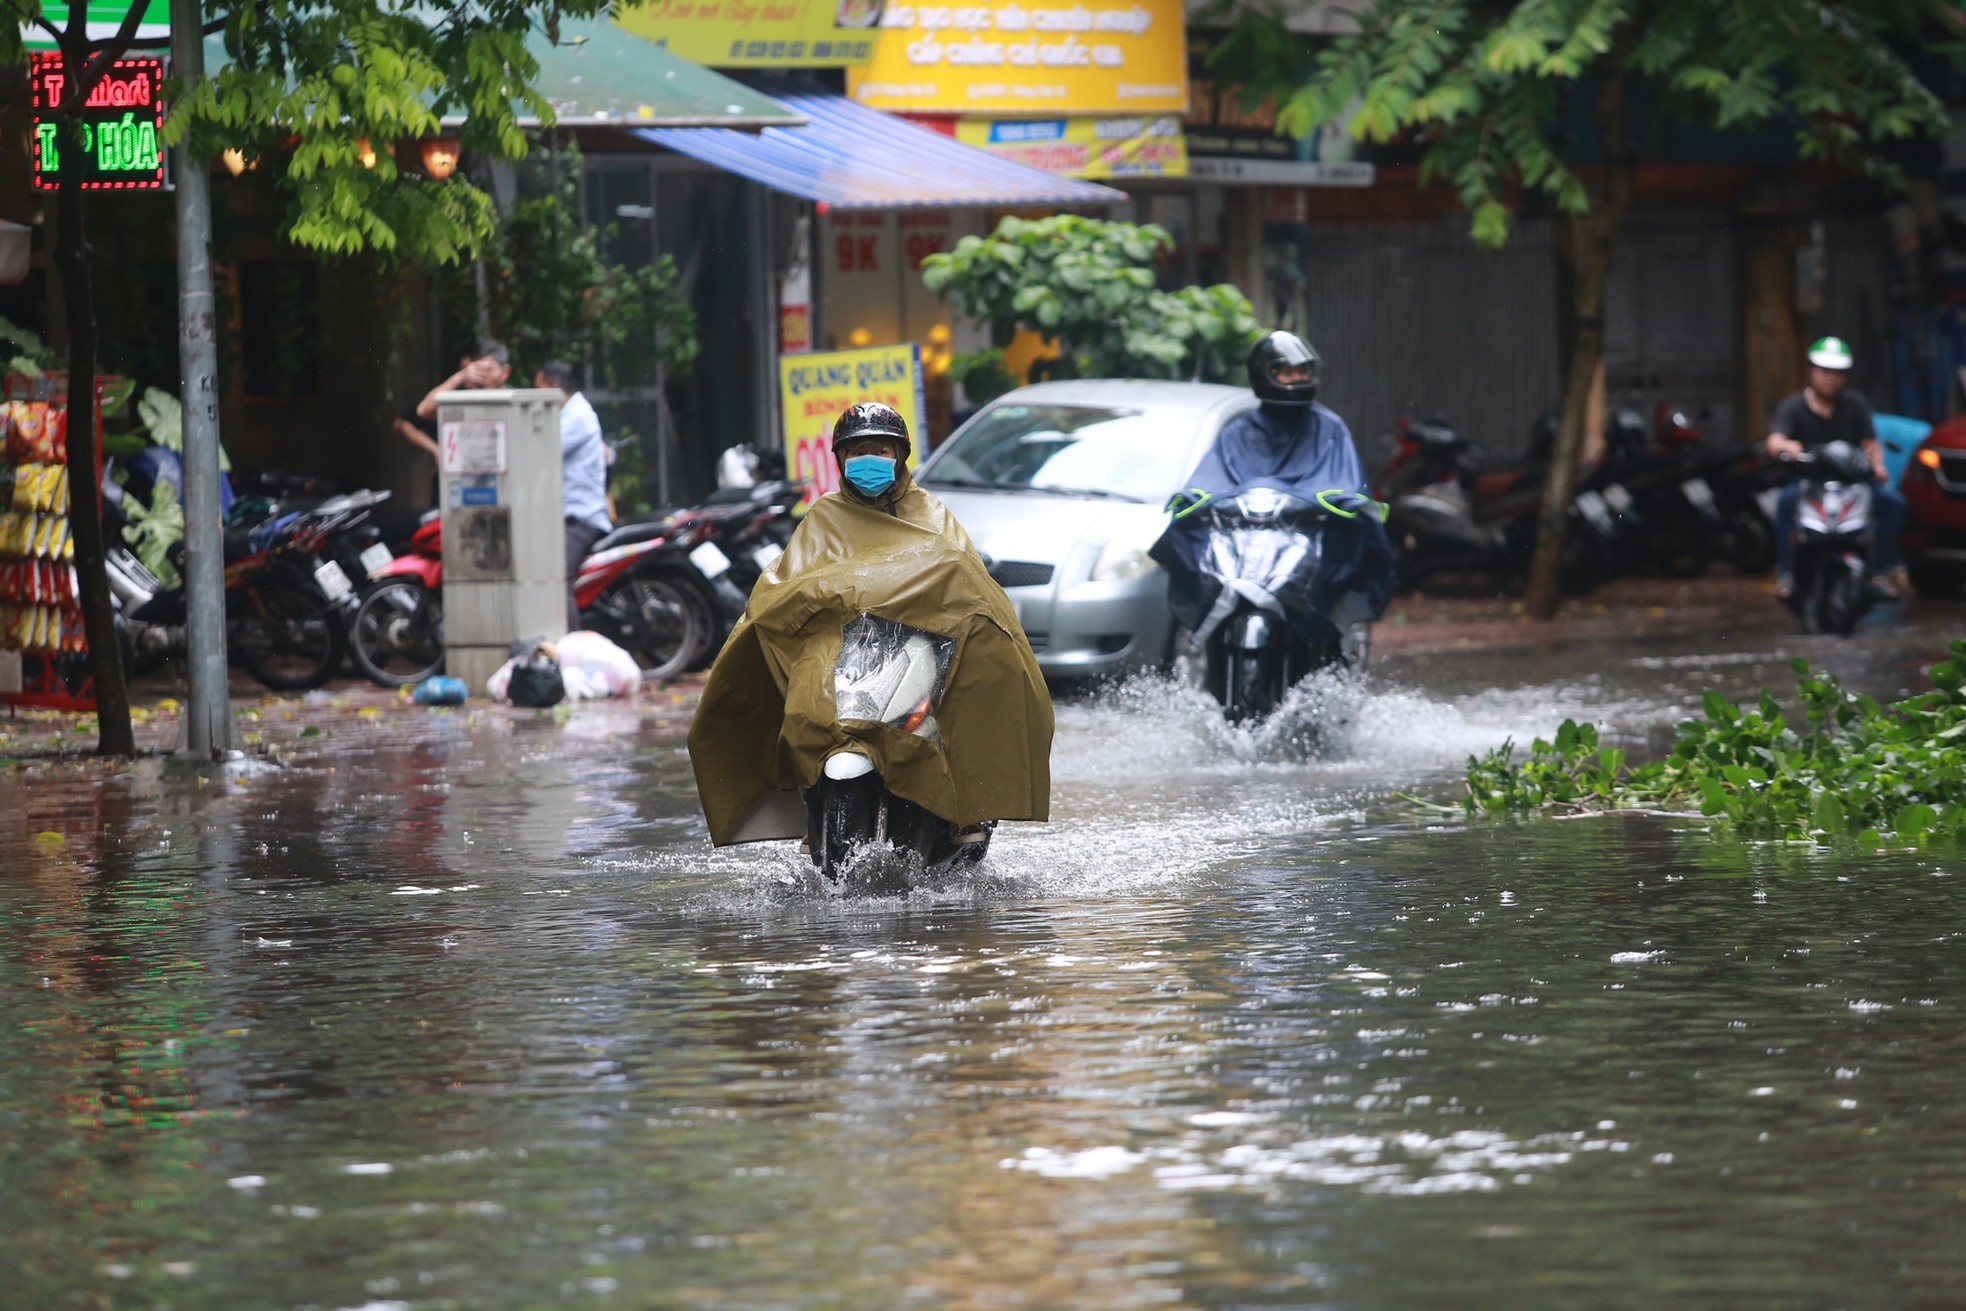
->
[1464,641,1966,847]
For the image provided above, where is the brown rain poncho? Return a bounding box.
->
[687,464,1053,846]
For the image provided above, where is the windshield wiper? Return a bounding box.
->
[927,475,1141,502]
[924,476,1021,493]
[1019,484,1141,502]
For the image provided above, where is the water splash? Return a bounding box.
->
[1055,666,1674,783]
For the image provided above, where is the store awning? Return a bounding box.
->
[193,16,804,131]
[636,85,1126,210]
[518,18,805,128]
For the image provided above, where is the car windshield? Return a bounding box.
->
[923,404,1201,503]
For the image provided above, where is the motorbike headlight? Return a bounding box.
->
[1091,510,1168,582]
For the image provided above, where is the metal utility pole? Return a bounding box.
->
[173,0,235,758]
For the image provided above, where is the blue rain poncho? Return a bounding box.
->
[1184,402,1368,500]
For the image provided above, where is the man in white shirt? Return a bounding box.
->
[536,360,614,630]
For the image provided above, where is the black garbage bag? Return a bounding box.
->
[506,640,565,708]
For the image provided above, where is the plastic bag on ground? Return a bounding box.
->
[486,632,639,703]
[556,630,641,696]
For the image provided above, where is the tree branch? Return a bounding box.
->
[62,0,157,113]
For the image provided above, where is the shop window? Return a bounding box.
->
[238,260,320,398]
[584,160,657,270]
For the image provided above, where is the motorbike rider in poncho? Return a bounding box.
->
[687,402,1053,859]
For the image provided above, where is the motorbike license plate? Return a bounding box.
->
[752,543,785,571]
[1680,477,1718,514]
[1602,483,1635,514]
[1573,490,1613,533]
[314,560,354,602]
[689,541,733,579]
[358,543,394,577]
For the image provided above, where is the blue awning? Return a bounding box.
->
[636,86,1124,211]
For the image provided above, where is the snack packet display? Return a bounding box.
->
[12,402,45,462]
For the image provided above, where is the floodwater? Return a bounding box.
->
[3,617,1963,1310]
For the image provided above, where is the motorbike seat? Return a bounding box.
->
[589,518,677,553]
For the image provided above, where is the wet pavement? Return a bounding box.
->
[2,602,1963,1310]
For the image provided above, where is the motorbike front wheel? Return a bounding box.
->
[232,583,346,691]
[1812,559,1864,637]
[350,579,444,688]
[817,774,883,890]
[587,565,712,681]
[1224,645,1283,724]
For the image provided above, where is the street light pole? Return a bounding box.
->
[172,0,235,759]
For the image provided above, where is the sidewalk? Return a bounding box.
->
[1374,573,1797,656]
[0,672,707,770]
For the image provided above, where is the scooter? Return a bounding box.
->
[1780,440,1876,636]
[807,613,992,891]
[1160,486,1389,723]
[349,510,718,687]
[1596,406,1727,579]
[681,476,805,667]
[107,486,383,690]
[1376,413,1620,594]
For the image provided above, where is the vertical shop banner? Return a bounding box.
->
[955,116,1185,179]
[616,0,886,67]
[849,0,1186,115]
[780,345,926,514]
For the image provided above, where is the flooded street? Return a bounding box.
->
[4,616,1963,1310]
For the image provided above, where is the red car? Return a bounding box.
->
[1903,417,1966,596]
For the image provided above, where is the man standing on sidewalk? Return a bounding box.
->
[536,360,614,630]
[394,341,512,504]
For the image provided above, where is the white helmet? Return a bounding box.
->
[1807,336,1854,371]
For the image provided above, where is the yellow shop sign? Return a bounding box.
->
[616,0,885,68]
[955,115,1185,178]
[847,0,1186,115]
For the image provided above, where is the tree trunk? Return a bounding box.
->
[54,111,137,756]
[1524,62,1634,622]
[1524,210,1616,619]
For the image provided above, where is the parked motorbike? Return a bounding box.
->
[1589,406,1728,579]
[681,476,805,667]
[106,485,385,690]
[1157,486,1390,723]
[1779,440,1877,636]
[806,614,993,890]
[349,509,717,687]
[1376,414,1619,595]
[347,511,444,687]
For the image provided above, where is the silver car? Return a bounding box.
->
[920,379,1256,681]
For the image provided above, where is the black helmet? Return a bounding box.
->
[1247,331,1320,405]
[1608,406,1648,459]
[832,401,912,460]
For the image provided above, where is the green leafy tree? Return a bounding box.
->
[469,144,699,388]
[1228,0,1956,619]
[3,0,608,756]
[455,141,698,517]
[921,215,1263,400]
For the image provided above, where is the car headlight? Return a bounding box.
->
[1090,509,1169,582]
